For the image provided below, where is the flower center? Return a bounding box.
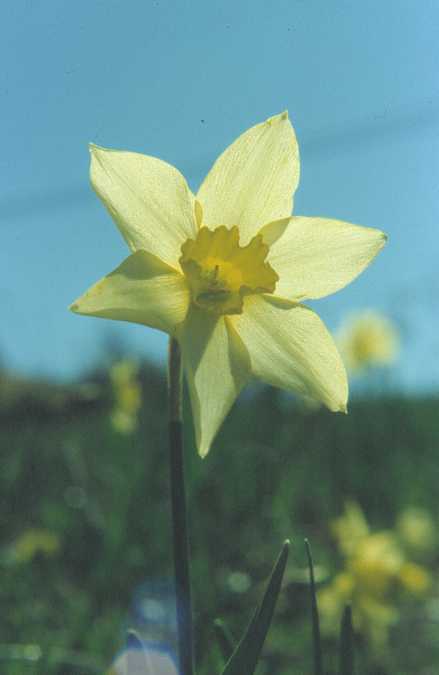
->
[179,225,279,315]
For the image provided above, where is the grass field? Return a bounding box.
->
[0,362,437,674]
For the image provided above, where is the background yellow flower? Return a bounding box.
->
[318,502,434,651]
[109,358,142,434]
[336,310,400,373]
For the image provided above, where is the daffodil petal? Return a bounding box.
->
[177,307,251,457]
[196,112,299,245]
[90,144,197,269]
[232,295,348,411]
[69,249,190,336]
[266,216,387,301]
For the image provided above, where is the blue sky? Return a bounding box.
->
[1,0,438,393]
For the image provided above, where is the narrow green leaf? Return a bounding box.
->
[338,605,354,675]
[214,619,235,664]
[305,539,323,675]
[220,540,290,675]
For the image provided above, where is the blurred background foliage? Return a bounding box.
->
[0,359,437,675]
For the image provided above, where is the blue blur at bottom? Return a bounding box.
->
[110,638,180,675]
[109,577,181,675]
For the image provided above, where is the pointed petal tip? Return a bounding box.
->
[325,396,347,414]
[334,392,348,414]
[377,229,388,246]
[320,368,348,413]
[89,142,113,156]
[89,142,115,156]
[69,297,90,316]
[198,443,210,459]
[376,229,388,253]
[267,110,289,124]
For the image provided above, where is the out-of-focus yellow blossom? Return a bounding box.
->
[397,505,436,553]
[336,310,399,372]
[318,502,434,650]
[331,500,370,557]
[109,359,142,433]
[70,113,387,456]
[398,562,433,595]
[6,529,61,564]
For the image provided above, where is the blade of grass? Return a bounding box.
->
[220,540,290,675]
[214,619,235,665]
[305,539,323,675]
[338,605,354,675]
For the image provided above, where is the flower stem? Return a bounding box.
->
[168,337,194,675]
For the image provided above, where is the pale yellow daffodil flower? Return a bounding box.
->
[318,502,433,650]
[336,310,400,372]
[70,112,387,457]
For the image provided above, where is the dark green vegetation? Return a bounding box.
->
[0,364,437,674]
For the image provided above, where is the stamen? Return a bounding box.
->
[198,288,231,303]
[180,226,278,315]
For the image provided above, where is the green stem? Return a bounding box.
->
[168,337,194,675]
[305,539,323,675]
